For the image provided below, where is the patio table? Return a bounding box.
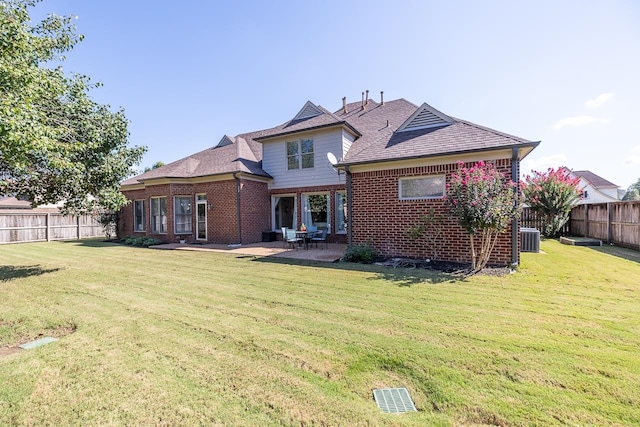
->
[295,230,313,250]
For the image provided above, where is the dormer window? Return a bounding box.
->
[286,138,314,170]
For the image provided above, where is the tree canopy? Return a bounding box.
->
[0,0,146,214]
[622,178,640,201]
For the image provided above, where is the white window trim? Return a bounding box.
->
[285,138,314,171]
[302,192,331,234]
[399,175,446,200]
[150,196,167,234]
[133,199,146,232]
[335,191,347,235]
[195,194,207,241]
[272,194,297,231]
[173,195,193,235]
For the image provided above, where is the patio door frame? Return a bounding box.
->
[196,194,207,241]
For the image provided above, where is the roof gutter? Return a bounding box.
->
[511,147,520,266]
[337,141,541,168]
[254,121,361,142]
[345,165,353,247]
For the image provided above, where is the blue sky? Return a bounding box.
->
[31,0,640,189]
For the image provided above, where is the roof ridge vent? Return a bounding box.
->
[397,103,455,132]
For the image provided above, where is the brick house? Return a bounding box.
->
[119,93,539,265]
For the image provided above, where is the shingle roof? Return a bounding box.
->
[572,170,618,188]
[337,99,537,165]
[254,103,360,141]
[122,97,538,187]
[121,134,271,186]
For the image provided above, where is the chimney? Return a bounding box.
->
[342,96,348,114]
[365,89,369,105]
[380,91,384,105]
[361,91,365,110]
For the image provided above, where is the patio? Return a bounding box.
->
[150,240,347,262]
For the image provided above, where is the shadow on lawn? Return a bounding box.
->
[0,265,61,282]
[587,245,640,264]
[252,256,462,287]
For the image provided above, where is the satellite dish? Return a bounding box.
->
[327,152,338,165]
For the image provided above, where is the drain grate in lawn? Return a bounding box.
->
[373,387,417,414]
[18,336,59,350]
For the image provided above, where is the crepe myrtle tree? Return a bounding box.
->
[0,0,146,215]
[522,168,582,238]
[445,161,520,273]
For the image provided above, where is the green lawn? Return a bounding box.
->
[1,239,639,426]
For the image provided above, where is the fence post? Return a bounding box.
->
[46,213,50,241]
[585,204,589,237]
[607,202,612,244]
[77,216,81,239]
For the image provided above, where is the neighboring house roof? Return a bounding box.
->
[0,196,31,209]
[572,170,618,189]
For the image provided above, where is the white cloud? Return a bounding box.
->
[521,154,568,177]
[625,145,640,165]
[585,92,613,108]
[553,115,610,129]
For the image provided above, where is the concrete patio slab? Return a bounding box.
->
[150,241,347,262]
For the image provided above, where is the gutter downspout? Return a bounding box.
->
[233,172,242,245]
[511,147,519,266]
[345,165,353,246]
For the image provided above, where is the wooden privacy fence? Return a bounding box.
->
[520,207,571,235]
[570,201,640,250]
[0,213,104,244]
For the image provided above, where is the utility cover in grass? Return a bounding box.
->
[19,337,58,350]
[373,388,417,413]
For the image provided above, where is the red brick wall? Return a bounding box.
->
[350,159,517,266]
[240,180,271,243]
[119,177,270,245]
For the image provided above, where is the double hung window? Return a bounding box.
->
[133,200,145,232]
[174,196,193,234]
[286,138,314,170]
[150,197,167,233]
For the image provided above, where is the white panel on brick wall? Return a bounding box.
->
[262,128,345,190]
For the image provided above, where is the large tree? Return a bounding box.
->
[622,178,640,201]
[0,0,146,214]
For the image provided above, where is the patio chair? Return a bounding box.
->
[281,227,288,248]
[285,228,303,249]
[310,228,328,249]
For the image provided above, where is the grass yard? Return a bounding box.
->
[1,239,639,426]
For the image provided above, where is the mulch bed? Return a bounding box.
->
[374,258,513,276]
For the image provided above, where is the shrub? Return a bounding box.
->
[343,242,376,264]
[445,161,519,272]
[121,236,162,247]
[522,168,581,238]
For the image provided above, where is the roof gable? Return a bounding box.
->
[397,103,455,132]
[293,101,323,120]
[217,135,235,147]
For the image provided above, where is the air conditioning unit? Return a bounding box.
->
[521,227,540,253]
